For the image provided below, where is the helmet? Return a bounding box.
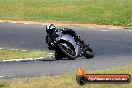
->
[46,24,56,32]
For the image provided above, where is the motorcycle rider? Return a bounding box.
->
[45,24,86,49]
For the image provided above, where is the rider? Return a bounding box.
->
[46,24,85,47]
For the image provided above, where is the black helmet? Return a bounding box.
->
[46,24,56,32]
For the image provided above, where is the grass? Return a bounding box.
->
[0,65,132,88]
[0,49,49,61]
[0,0,131,27]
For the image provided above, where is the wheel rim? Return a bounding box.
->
[60,43,75,56]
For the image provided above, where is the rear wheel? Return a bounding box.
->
[58,42,76,60]
[84,48,95,59]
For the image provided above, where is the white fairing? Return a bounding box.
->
[57,34,80,57]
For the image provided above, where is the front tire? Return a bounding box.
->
[58,42,76,60]
[55,51,62,60]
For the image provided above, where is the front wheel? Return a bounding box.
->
[83,48,95,59]
[58,42,76,60]
[55,51,62,60]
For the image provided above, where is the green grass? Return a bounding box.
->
[0,0,131,26]
[0,65,132,88]
[0,49,49,61]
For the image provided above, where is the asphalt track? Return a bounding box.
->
[0,22,132,79]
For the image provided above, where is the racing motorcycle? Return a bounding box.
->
[45,28,95,60]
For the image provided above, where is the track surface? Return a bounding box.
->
[0,22,132,79]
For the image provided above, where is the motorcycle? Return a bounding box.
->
[45,28,95,60]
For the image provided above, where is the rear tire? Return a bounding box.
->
[84,48,95,59]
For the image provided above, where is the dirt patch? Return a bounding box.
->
[0,20,129,29]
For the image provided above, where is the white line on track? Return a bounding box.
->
[125,30,132,32]
[69,26,75,27]
[41,24,47,25]
[2,55,52,62]
[99,30,109,32]
[0,76,4,78]
[11,22,17,24]
[3,58,33,62]
[22,50,27,51]
[10,49,18,50]
[23,23,30,24]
